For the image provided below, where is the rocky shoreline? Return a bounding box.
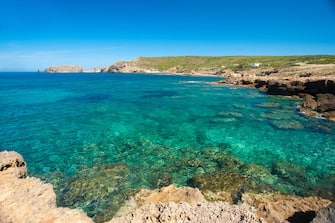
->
[45,60,335,122]
[1,150,335,223]
[210,63,335,121]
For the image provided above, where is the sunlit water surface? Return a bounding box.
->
[1,72,334,221]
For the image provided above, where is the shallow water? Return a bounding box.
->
[1,72,334,221]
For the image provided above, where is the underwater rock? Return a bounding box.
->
[209,117,238,123]
[242,192,332,223]
[256,102,281,108]
[271,161,307,185]
[202,147,243,171]
[240,163,278,186]
[270,120,304,130]
[147,170,174,188]
[187,170,272,204]
[60,163,131,222]
[217,111,243,118]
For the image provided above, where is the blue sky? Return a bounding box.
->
[0,0,335,71]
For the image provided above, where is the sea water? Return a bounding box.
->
[0,72,334,221]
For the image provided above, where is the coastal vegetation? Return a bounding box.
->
[129,55,335,72]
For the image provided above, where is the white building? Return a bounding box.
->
[250,62,261,68]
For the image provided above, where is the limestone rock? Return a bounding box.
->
[134,184,206,207]
[0,150,27,178]
[312,202,335,223]
[107,202,261,223]
[45,65,84,73]
[0,150,93,223]
[242,192,332,223]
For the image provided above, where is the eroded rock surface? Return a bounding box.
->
[0,150,27,178]
[107,202,261,223]
[312,202,335,223]
[242,192,332,223]
[0,150,93,223]
[1,150,334,223]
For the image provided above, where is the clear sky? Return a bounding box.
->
[0,0,335,71]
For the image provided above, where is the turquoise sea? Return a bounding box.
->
[1,72,334,221]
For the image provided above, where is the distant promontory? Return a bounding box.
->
[45,65,103,73]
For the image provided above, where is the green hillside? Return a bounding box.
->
[132,55,335,72]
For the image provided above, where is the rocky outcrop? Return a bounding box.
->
[242,193,332,223]
[265,79,335,96]
[1,151,334,223]
[312,202,335,223]
[108,185,260,223]
[107,61,159,73]
[0,150,93,223]
[45,65,84,73]
[0,150,27,178]
[107,202,260,223]
[301,93,335,121]
[109,184,332,223]
[216,76,335,121]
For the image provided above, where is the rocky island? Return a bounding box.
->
[45,65,104,73]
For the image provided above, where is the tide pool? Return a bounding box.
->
[0,72,334,222]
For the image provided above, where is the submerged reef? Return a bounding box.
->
[1,150,335,223]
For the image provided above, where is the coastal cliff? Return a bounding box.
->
[212,63,335,121]
[1,150,335,223]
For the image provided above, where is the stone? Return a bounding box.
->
[240,163,278,186]
[0,150,27,178]
[134,184,206,207]
[271,161,307,186]
[299,107,322,118]
[59,163,131,222]
[270,120,304,130]
[107,202,260,223]
[312,202,335,223]
[0,150,93,223]
[187,171,272,204]
[256,102,280,108]
[315,93,335,112]
[323,111,335,121]
[302,94,318,110]
[217,111,243,118]
[242,192,332,223]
